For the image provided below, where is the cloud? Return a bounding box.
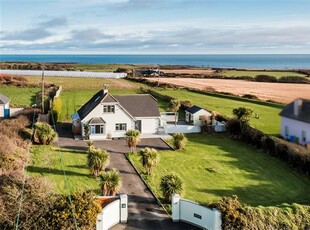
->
[1,17,67,41]
[38,17,68,28]
[71,28,114,41]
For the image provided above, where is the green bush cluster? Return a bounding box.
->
[210,196,310,230]
[52,97,62,123]
[227,119,310,175]
[278,76,310,83]
[34,122,58,145]
[38,191,101,229]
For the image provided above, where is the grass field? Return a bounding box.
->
[129,134,310,206]
[221,70,307,78]
[0,85,39,107]
[25,76,142,90]
[74,63,135,72]
[154,88,282,134]
[28,146,100,195]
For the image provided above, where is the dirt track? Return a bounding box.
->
[150,78,310,104]
[162,69,214,74]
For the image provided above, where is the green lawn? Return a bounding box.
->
[154,88,282,134]
[129,134,310,206]
[28,146,100,195]
[221,70,307,78]
[0,85,39,107]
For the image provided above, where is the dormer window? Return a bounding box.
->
[103,105,115,113]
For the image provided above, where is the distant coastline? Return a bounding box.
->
[1,54,310,69]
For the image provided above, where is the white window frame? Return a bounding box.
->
[103,105,115,113]
[115,123,127,131]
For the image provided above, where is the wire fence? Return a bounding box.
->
[0,70,127,78]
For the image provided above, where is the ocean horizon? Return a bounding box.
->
[1,54,310,69]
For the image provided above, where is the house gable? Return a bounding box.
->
[280,98,310,124]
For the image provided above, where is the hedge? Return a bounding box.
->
[227,119,310,175]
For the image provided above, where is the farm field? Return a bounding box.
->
[150,78,310,104]
[28,146,100,194]
[0,85,39,107]
[152,87,282,134]
[162,69,215,75]
[221,70,307,78]
[25,76,141,90]
[129,134,310,206]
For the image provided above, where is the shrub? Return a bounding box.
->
[180,100,192,110]
[278,76,309,84]
[34,122,57,145]
[87,146,110,176]
[226,118,242,135]
[139,147,160,175]
[172,133,187,150]
[242,94,259,100]
[209,196,310,230]
[99,169,122,196]
[52,97,62,122]
[168,99,181,112]
[232,107,253,122]
[255,75,277,82]
[39,191,101,229]
[160,173,183,203]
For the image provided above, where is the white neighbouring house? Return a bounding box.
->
[185,105,212,126]
[0,94,10,118]
[279,98,310,145]
[71,88,161,140]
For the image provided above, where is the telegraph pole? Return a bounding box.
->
[41,71,44,114]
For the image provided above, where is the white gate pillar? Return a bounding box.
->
[172,194,180,222]
[120,194,128,223]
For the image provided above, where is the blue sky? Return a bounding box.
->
[1,0,310,54]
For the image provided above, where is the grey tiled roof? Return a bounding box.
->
[77,91,160,120]
[186,105,207,114]
[113,94,160,117]
[0,94,10,104]
[279,98,310,124]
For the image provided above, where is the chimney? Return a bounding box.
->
[103,83,109,95]
[293,98,302,116]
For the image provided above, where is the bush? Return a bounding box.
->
[172,133,187,150]
[209,196,310,230]
[34,122,57,145]
[255,75,277,82]
[242,94,259,100]
[160,173,183,203]
[278,76,309,84]
[52,97,62,123]
[226,118,242,135]
[39,191,101,229]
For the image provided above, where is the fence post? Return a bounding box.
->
[172,194,180,222]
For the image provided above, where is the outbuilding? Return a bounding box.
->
[279,98,310,145]
[185,105,212,126]
[0,94,10,118]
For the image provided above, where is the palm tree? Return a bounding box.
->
[160,173,183,203]
[125,129,141,152]
[87,147,110,176]
[172,133,187,150]
[99,168,122,196]
[139,147,159,175]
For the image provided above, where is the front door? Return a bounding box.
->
[135,120,142,132]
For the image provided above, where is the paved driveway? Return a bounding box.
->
[57,123,196,230]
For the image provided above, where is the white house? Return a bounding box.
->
[72,87,161,140]
[279,98,310,145]
[185,105,212,126]
[0,94,10,118]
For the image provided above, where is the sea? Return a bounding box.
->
[1,54,310,69]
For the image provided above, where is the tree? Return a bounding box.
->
[99,168,122,196]
[172,133,187,150]
[168,99,181,112]
[87,146,110,176]
[125,129,141,152]
[232,107,253,123]
[160,173,183,203]
[139,147,160,175]
[34,122,57,145]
